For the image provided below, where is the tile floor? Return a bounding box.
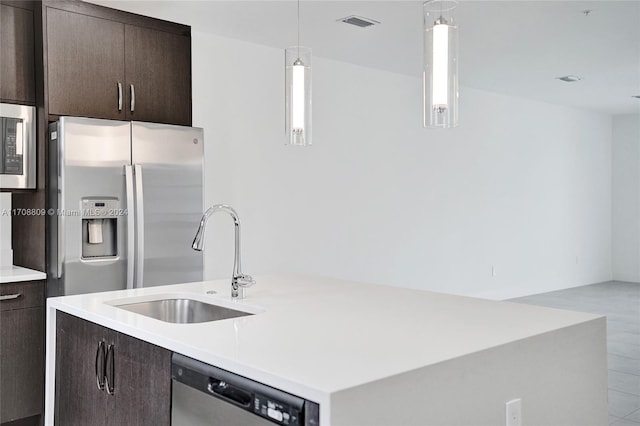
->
[512,281,640,425]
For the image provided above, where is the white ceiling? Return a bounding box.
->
[89,0,640,115]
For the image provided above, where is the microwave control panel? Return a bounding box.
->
[1,117,24,175]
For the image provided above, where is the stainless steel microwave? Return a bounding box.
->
[0,103,35,189]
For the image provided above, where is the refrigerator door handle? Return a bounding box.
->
[57,138,64,279]
[134,164,144,288]
[125,165,135,290]
[57,189,64,279]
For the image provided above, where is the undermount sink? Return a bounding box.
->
[115,298,253,324]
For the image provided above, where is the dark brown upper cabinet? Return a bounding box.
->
[124,24,191,126]
[46,7,126,120]
[43,1,192,126]
[0,2,36,105]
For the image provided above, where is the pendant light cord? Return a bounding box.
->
[297,0,300,58]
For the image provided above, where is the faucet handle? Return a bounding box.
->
[235,274,256,288]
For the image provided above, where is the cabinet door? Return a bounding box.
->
[46,7,125,120]
[55,311,115,426]
[0,4,35,104]
[125,24,191,126]
[113,332,171,426]
[0,306,44,423]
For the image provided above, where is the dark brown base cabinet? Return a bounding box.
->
[55,312,171,426]
[0,281,45,425]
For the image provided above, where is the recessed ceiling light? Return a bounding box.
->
[338,15,380,28]
[556,75,582,83]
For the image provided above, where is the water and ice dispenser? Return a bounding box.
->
[81,198,118,259]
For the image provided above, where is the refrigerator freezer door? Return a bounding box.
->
[131,122,203,287]
[50,117,131,296]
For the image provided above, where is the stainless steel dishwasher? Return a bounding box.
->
[172,353,320,426]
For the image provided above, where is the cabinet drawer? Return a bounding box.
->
[0,280,44,311]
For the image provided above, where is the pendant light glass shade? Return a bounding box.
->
[285,47,312,146]
[423,0,459,128]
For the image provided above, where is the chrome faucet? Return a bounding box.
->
[192,204,255,299]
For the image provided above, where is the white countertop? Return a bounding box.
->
[0,265,47,283]
[46,274,602,407]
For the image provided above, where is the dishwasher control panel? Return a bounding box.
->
[254,394,300,424]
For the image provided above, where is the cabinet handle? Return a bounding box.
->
[117,82,123,112]
[95,341,105,390]
[130,84,135,113]
[105,344,115,395]
[0,293,21,301]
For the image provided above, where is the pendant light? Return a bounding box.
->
[285,0,312,146]
[423,0,459,128]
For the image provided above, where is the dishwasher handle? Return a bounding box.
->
[207,378,252,408]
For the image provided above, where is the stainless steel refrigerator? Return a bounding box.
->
[48,117,204,297]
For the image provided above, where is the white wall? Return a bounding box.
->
[192,31,613,300]
[612,114,640,282]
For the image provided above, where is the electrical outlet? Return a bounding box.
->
[505,399,522,426]
[492,266,497,277]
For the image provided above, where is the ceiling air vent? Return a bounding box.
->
[339,15,380,28]
[556,75,582,83]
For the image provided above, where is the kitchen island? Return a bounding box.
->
[45,275,608,425]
